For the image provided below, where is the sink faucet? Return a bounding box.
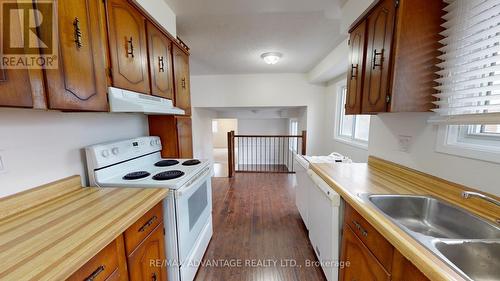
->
[462,191,500,207]
[462,191,500,223]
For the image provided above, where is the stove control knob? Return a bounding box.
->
[150,140,156,146]
[101,150,110,158]
[111,147,120,155]
[156,139,161,145]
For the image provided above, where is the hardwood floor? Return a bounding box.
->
[195,173,327,281]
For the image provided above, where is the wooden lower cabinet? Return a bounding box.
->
[148,115,194,158]
[340,226,390,281]
[127,223,167,281]
[340,203,429,281]
[67,236,128,281]
[68,203,167,281]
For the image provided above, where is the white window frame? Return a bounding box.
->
[289,119,299,152]
[436,124,500,164]
[334,81,369,150]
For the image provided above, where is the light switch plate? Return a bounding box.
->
[398,135,412,152]
[0,152,5,173]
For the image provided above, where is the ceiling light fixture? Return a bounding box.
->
[261,52,282,65]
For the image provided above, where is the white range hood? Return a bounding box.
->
[108,87,185,115]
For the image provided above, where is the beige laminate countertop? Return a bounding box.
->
[311,156,500,281]
[0,176,168,281]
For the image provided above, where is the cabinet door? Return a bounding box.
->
[339,226,390,281]
[173,45,191,115]
[127,223,167,281]
[106,0,150,94]
[0,1,45,108]
[346,20,367,115]
[67,236,128,281]
[362,0,396,113]
[391,251,429,281]
[146,22,174,100]
[45,0,108,111]
[176,116,193,158]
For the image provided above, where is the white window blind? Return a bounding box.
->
[433,0,500,117]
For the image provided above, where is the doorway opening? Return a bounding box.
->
[212,118,238,177]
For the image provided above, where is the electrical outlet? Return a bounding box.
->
[398,135,412,152]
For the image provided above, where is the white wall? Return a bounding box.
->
[238,119,288,135]
[212,119,237,148]
[369,113,500,196]
[190,73,326,157]
[191,108,217,163]
[0,109,148,198]
[133,0,177,37]
[321,79,369,162]
[308,0,375,83]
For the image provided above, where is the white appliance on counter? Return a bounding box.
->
[293,153,350,281]
[86,136,212,281]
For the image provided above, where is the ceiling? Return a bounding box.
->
[164,0,344,75]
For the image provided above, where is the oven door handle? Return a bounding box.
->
[176,166,212,197]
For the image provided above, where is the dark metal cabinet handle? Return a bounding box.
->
[158,56,165,72]
[84,265,105,281]
[181,78,186,89]
[127,37,135,57]
[73,17,82,48]
[350,64,358,79]
[372,49,384,69]
[139,215,158,232]
[352,220,368,237]
[151,272,158,281]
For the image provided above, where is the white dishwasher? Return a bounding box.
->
[294,153,350,231]
[307,169,342,281]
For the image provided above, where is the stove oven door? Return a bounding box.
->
[174,166,212,265]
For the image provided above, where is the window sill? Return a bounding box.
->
[333,136,368,150]
[435,125,500,164]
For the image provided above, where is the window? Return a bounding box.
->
[212,120,218,133]
[335,85,370,149]
[289,119,299,152]
[434,0,500,163]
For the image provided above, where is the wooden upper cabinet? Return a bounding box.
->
[146,22,174,100]
[346,0,442,115]
[127,223,167,281]
[173,45,191,115]
[389,0,443,112]
[362,0,396,114]
[0,68,34,108]
[0,1,45,109]
[346,20,367,115]
[176,116,193,158]
[45,0,108,111]
[106,0,150,94]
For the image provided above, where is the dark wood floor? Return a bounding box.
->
[194,173,326,281]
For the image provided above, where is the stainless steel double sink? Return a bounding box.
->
[358,194,500,281]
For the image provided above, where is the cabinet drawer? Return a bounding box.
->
[124,202,163,255]
[340,226,390,281]
[67,237,125,281]
[345,204,394,271]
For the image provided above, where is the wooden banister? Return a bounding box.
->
[226,130,307,177]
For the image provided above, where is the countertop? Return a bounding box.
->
[0,176,168,281]
[311,156,500,281]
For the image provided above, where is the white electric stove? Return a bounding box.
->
[85,136,213,281]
